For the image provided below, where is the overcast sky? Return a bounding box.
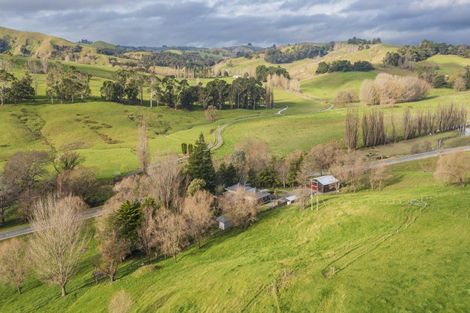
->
[1,0,469,47]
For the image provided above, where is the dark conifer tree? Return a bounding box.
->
[187,134,216,191]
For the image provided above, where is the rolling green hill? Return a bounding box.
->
[1,160,470,312]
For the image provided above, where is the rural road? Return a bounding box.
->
[372,145,470,167]
[0,206,103,242]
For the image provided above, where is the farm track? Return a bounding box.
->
[321,202,426,278]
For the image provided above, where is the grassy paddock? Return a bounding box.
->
[1,160,469,312]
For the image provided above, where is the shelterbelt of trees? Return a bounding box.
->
[101,70,275,110]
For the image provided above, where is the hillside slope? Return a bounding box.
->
[1,160,469,312]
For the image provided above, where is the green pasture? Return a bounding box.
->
[1,159,470,312]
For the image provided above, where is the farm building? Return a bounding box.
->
[308,175,340,193]
[225,183,273,204]
[216,215,233,230]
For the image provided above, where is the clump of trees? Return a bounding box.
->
[334,90,358,106]
[347,37,382,45]
[316,60,374,74]
[46,65,91,103]
[453,66,470,91]
[0,70,35,105]
[266,74,300,93]
[383,40,470,68]
[265,43,333,64]
[255,65,290,82]
[360,73,430,105]
[345,104,467,149]
[0,149,102,225]
[434,151,470,186]
[104,72,271,110]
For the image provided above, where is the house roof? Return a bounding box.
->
[225,184,272,200]
[314,175,339,185]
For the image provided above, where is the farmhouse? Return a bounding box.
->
[225,183,273,204]
[309,175,340,193]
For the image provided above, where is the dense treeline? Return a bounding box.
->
[264,43,333,64]
[345,104,467,149]
[316,60,374,74]
[142,51,217,69]
[101,70,272,110]
[255,65,290,82]
[383,40,470,67]
[347,37,382,45]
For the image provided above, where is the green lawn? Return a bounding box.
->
[1,160,470,312]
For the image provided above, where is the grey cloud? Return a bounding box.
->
[0,0,469,47]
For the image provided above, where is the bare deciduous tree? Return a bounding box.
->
[205,105,218,122]
[369,166,391,190]
[434,151,470,186]
[235,139,271,174]
[334,90,358,106]
[138,121,149,174]
[330,152,366,192]
[309,142,341,175]
[146,155,185,210]
[0,238,29,294]
[345,109,359,150]
[155,208,188,261]
[29,194,88,297]
[98,230,130,282]
[182,190,214,248]
[137,199,159,258]
[220,187,258,228]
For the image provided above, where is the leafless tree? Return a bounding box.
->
[309,142,341,175]
[293,187,311,209]
[108,290,133,313]
[220,187,258,228]
[334,90,358,106]
[235,139,271,174]
[345,109,359,150]
[434,151,470,186]
[182,190,214,248]
[369,166,391,190]
[205,105,218,122]
[0,238,29,294]
[362,109,386,147]
[29,194,88,297]
[56,168,97,200]
[97,229,130,282]
[137,200,159,258]
[155,208,188,261]
[330,152,366,192]
[146,155,186,210]
[138,121,149,175]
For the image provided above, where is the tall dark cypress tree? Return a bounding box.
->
[187,133,216,191]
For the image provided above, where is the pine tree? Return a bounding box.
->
[187,134,216,191]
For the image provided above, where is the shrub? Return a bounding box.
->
[361,73,430,105]
[334,90,358,106]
